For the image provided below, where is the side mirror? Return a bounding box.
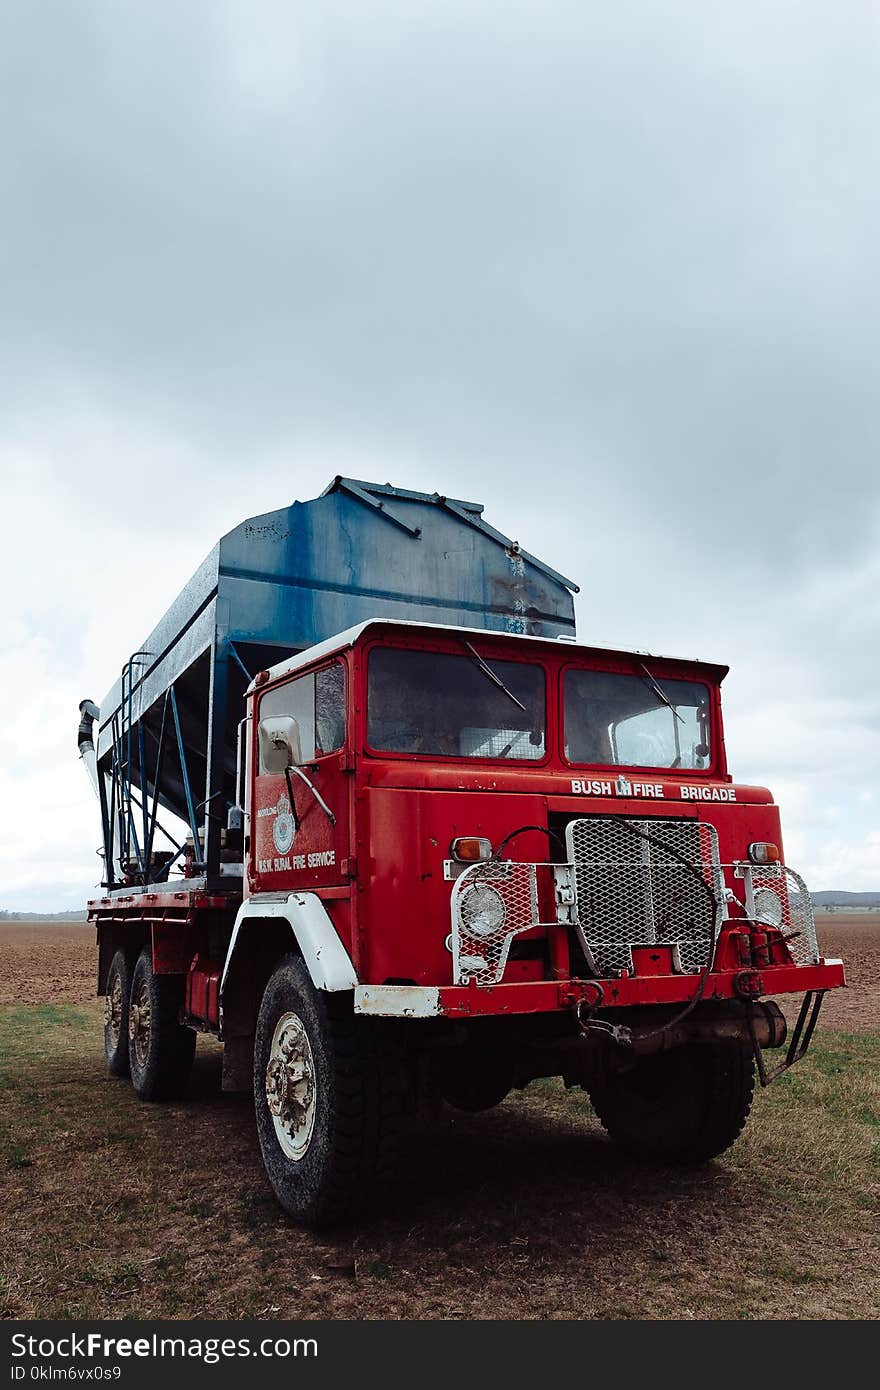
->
[258,715,303,773]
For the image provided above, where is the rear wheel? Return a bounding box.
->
[128,948,196,1101]
[588,1042,755,1164]
[104,949,133,1077]
[254,955,403,1226]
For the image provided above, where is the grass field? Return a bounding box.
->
[1,918,878,1320]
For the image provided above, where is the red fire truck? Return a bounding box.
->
[79,481,845,1225]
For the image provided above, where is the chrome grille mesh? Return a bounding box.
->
[749,865,819,965]
[449,861,556,986]
[565,817,724,977]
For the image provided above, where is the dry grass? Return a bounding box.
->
[0,1002,877,1321]
[0,917,877,1320]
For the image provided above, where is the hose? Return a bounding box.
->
[609,818,721,1043]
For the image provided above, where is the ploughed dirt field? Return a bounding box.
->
[778,913,880,1035]
[1,917,878,1320]
[0,921,96,1007]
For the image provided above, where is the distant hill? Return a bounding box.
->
[0,910,88,921]
[810,891,880,910]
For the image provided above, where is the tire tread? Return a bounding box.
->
[254,955,403,1226]
[129,948,196,1102]
[589,1041,755,1165]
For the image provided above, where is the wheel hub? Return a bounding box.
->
[265,1012,317,1160]
[128,982,151,1066]
[105,975,123,1045]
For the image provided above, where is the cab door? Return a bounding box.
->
[250,659,350,893]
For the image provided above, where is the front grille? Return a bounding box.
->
[565,817,724,977]
[448,819,820,987]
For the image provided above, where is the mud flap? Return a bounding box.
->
[222,1035,255,1093]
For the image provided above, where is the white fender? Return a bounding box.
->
[220,892,357,1017]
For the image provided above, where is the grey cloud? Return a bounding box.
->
[1,2,878,902]
[2,3,879,572]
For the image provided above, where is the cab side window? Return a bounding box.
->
[258,661,346,771]
[315,663,345,755]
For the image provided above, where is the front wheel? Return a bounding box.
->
[253,955,403,1226]
[587,1042,755,1164]
[128,948,196,1101]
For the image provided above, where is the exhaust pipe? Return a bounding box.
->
[77,699,101,797]
[78,698,121,885]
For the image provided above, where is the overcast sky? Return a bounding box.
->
[1,2,878,910]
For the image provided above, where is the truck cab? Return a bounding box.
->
[238,618,832,1013]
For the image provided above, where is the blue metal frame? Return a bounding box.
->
[170,685,203,866]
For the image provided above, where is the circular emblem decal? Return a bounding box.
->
[273,793,295,855]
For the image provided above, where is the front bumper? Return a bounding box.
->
[354,957,847,1018]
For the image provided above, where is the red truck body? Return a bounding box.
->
[91,619,843,1062]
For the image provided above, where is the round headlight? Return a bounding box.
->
[753,887,784,929]
[461,884,506,938]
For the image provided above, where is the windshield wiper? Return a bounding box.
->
[638,662,685,724]
[463,641,527,712]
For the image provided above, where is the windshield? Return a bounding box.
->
[564,668,712,770]
[367,647,546,760]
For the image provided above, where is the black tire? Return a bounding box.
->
[253,955,403,1227]
[588,1042,755,1164]
[128,947,196,1102]
[104,949,134,1077]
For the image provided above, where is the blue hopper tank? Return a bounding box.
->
[84,477,578,888]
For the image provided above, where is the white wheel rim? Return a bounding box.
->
[265,1011,317,1161]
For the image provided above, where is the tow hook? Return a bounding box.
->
[580,1013,634,1047]
[571,989,634,1048]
